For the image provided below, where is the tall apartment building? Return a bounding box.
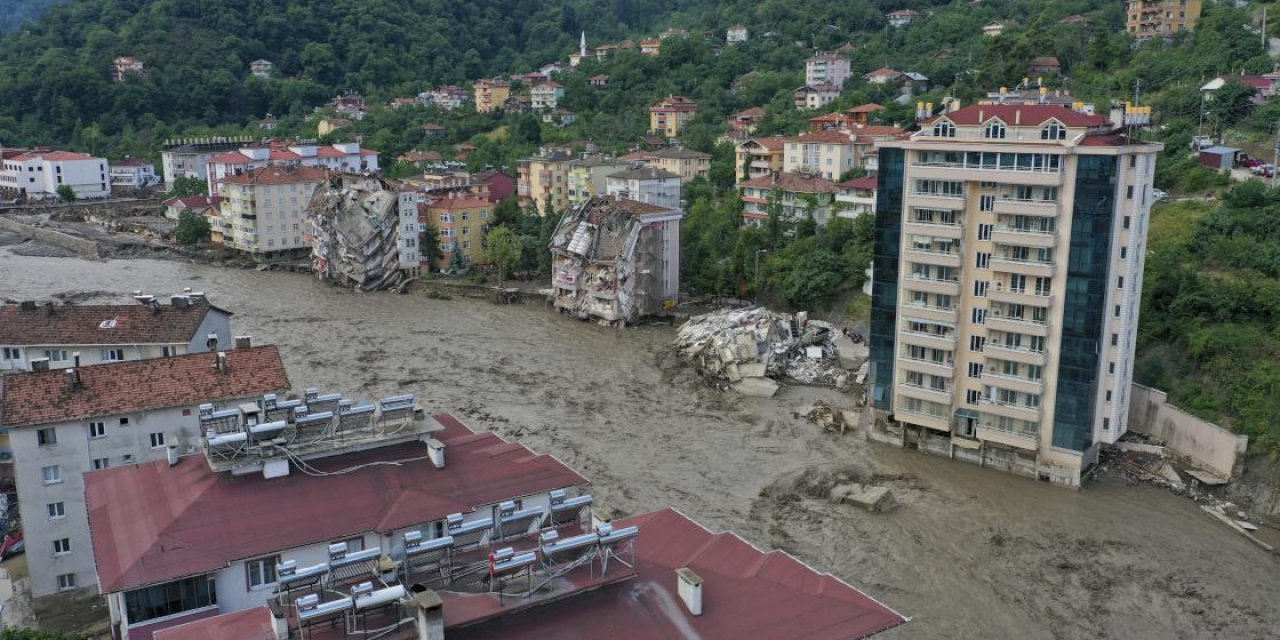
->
[159,137,252,189]
[870,104,1161,486]
[0,346,289,598]
[517,150,575,212]
[605,167,682,210]
[567,156,632,207]
[806,53,851,88]
[1126,0,1201,39]
[422,195,493,267]
[648,96,698,138]
[0,149,110,200]
[213,166,328,259]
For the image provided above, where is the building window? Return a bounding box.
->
[149,432,166,448]
[123,454,134,464]
[979,195,995,211]
[56,574,76,591]
[48,502,65,519]
[1,347,18,360]
[44,349,68,362]
[1120,246,1127,259]
[53,538,71,555]
[966,389,981,406]
[124,576,217,624]
[974,281,989,297]
[968,362,984,378]
[976,252,990,269]
[978,224,993,241]
[42,465,61,484]
[1117,276,1124,289]
[336,536,365,554]
[1111,333,1119,347]
[1109,361,1116,374]
[119,417,130,426]
[1123,216,1131,230]
[246,556,280,590]
[984,121,1006,139]
[972,308,986,324]
[86,421,106,438]
[101,349,125,362]
[969,336,986,351]
[1041,123,1066,140]
[93,458,110,470]
[37,428,57,446]
[933,121,955,137]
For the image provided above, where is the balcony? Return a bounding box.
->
[898,382,954,403]
[985,313,1050,337]
[991,226,1056,249]
[900,302,957,324]
[898,356,955,379]
[984,342,1047,366]
[910,164,1064,187]
[907,192,965,210]
[990,256,1055,278]
[894,406,952,432]
[976,424,1039,451]
[993,198,1059,217]
[899,328,957,351]
[980,370,1044,395]
[989,283,1053,307]
[903,274,960,296]
[903,246,962,268]
[980,398,1041,423]
[904,220,964,240]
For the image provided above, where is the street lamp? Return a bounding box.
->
[754,249,768,305]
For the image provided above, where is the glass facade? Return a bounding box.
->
[1051,155,1117,452]
[871,148,905,411]
[125,575,217,624]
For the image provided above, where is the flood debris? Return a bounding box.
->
[306,174,410,292]
[794,401,857,435]
[671,306,856,394]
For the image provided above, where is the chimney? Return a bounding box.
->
[676,567,703,616]
[150,299,161,314]
[427,439,446,469]
[72,352,80,367]
[411,591,445,640]
[30,358,50,372]
[234,336,252,349]
[166,445,179,467]
[215,352,228,374]
[18,300,35,311]
[65,368,81,392]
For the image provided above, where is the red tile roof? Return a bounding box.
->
[849,125,905,137]
[207,152,250,164]
[33,150,97,162]
[449,508,907,640]
[269,150,301,161]
[736,107,765,118]
[743,136,790,151]
[315,147,347,158]
[784,132,855,144]
[153,606,275,640]
[86,413,587,593]
[740,172,838,193]
[0,345,287,428]
[162,196,221,209]
[809,113,848,123]
[0,301,224,347]
[426,196,492,212]
[220,166,328,186]
[837,175,878,191]
[934,104,1109,128]
[846,103,885,114]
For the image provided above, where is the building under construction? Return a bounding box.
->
[549,196,683,324]
[307,174,422,291]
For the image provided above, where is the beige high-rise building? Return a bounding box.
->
[1125,0,1201,39]
[871,103,1161,487]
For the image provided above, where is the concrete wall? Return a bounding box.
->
[1128,382,1248,479]
[0,216,99,258]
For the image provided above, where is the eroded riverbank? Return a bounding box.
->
[2,249,1277,640]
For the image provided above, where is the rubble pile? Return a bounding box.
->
[672,307,853,396]
[307,174,407,292]
[794,400,858,435]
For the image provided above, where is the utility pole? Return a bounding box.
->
[1263,6,1268,50]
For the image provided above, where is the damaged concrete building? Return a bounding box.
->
[307,174,422,291]
[550,196,683,324]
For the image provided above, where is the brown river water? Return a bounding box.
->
[2,248,1277,640]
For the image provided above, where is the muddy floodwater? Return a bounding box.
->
[3,249,1278,640]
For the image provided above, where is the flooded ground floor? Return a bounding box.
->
[2,249,1277,639]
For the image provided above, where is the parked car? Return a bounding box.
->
[1151,188,1168,202]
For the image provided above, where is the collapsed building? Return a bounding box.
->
[549,196,683,324]
[307,174,422,291]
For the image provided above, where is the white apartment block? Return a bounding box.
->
[806,53,851,88]
[870,104,1161,487]
[108,159,159,189]
[0,295,232,373]
[159,138,252,189]
[605,167,682,211]
[397,188,424,274]
[531,82,565,110]
[795,84,841,111]
[0,346,289,598]
[782,132,857,181]
[214,166,328,258]
[0,150,109,200]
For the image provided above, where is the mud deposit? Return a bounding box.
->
[2,249,1277,640]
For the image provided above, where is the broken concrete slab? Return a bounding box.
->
[1184,468,1230,486]
[1117,441,1166,456]
[831,484,895,513]
[733,377,779,398]
[739,362,767,378]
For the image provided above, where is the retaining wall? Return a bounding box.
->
[1128,382,1247,479]
[0,216,99,258]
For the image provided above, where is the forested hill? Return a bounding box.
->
[0,0,64,33]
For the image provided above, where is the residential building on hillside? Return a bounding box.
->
[258,114,278,131]
[531,82,565,110]
[475,169,516,202]
[649,96,699,138]
[0,294,233,373]
[605,167,682,210]
[849,103,886,125]
[983,21,1008,37]
[159,137,252,188]
[865,68,904,85]
[204,141,378,195]
[425,86,468,111]
[640,38,662,55]
[1027,57,1061,75]
[886,9,920,28]
[806,53,851,88]
[870,103,1162,487]
[249,59,273,79]
[517,149,575,212]
[0,345,289,599]
[727,24,750,44]
[422,195,493,268]
[327,93,366,120]
[640,147,711,183]
[782,132,857,181]
[474,79,512,113]
[0,149,109,200]
[112,56,145,83]
[211,166,328,259]
[1126,0,1201,39]
[1200,74,1278,103]
[317,118,352,136]
[567,157,633,207]
[108,159,158,190]
[739,172,838,227]
[590,74,609,88]
[794,84,841,111]
[835,175,878,218]
[734,136,788,183]
[543,109,577,127]
[306,174,423,289]
[728,106,765,136]
[550,197,683,323]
